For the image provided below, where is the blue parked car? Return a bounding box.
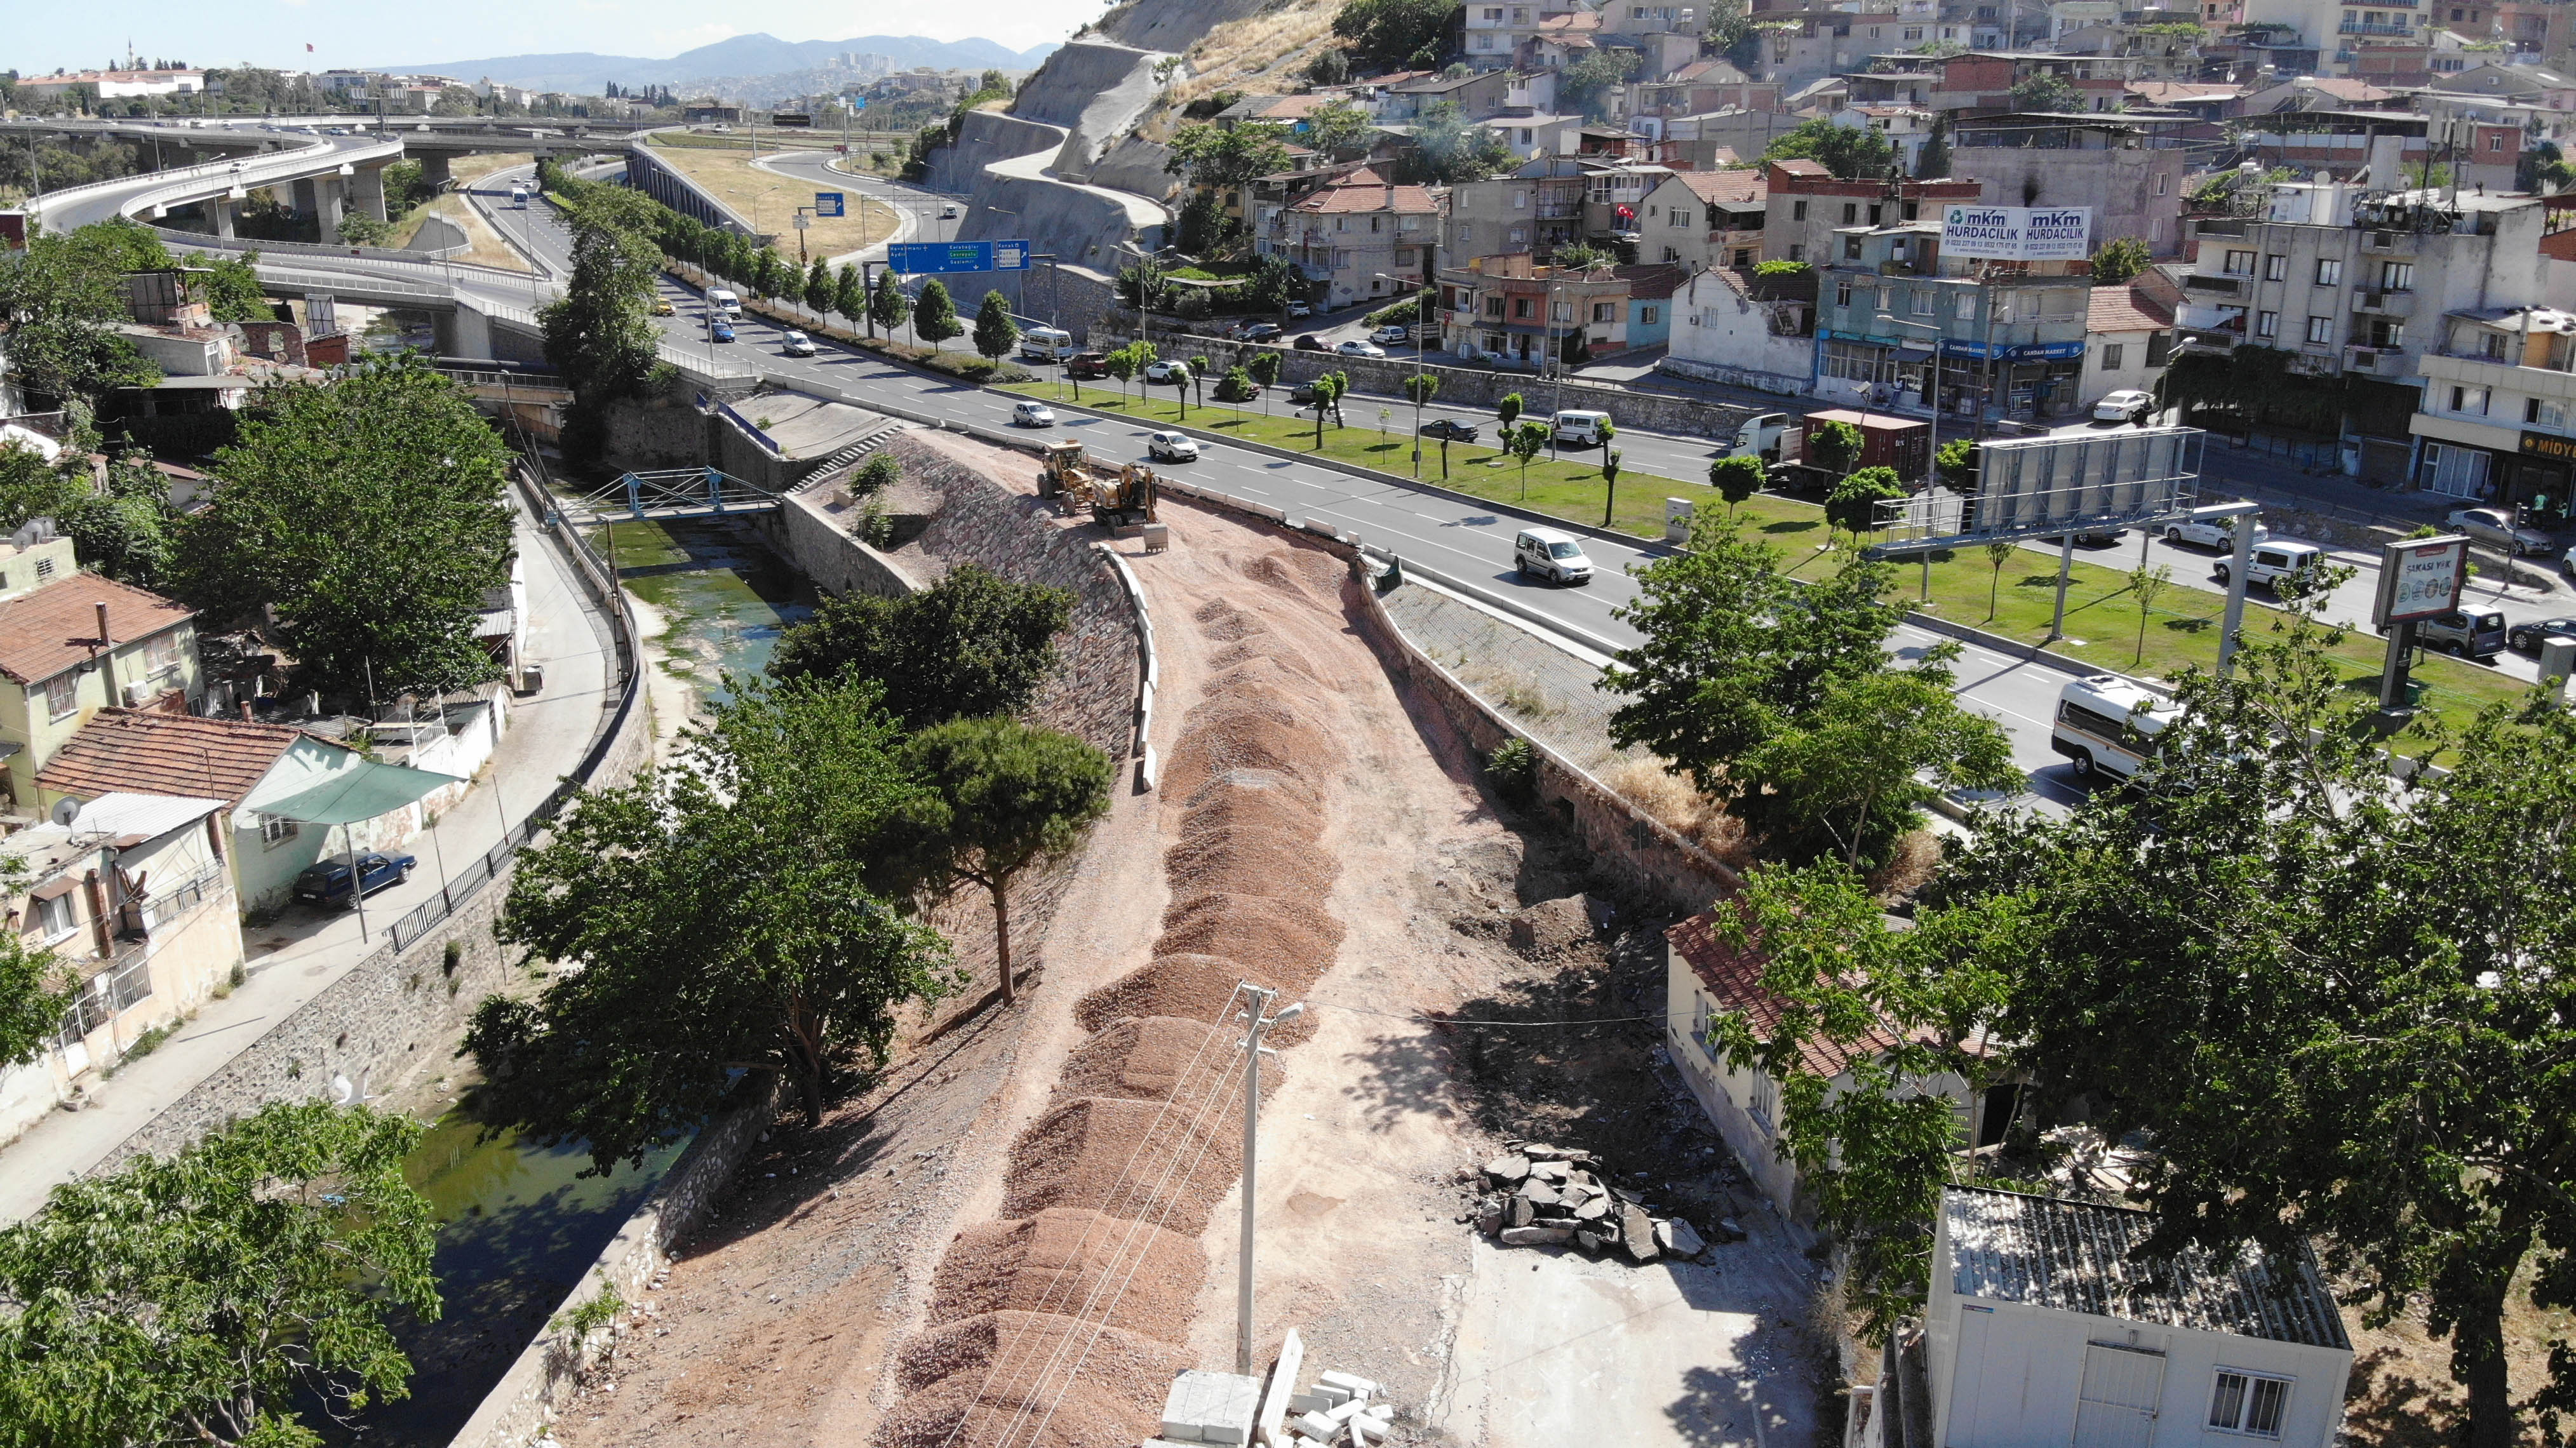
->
[711,319,737,342]
[293,851,417,907]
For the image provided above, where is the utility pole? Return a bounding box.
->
[1236,987,1303,1377]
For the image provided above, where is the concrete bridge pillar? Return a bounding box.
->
[209,196,236,239]
[313,174,347,243]
[350,162,389,224]
[417,151,453,187]
[436,304,493,360]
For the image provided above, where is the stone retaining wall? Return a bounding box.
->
[762,486,923,600]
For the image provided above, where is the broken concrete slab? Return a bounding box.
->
[1500,1224,1574,1246]
[1619,1204,1660,1264]
[1658,1218,1708,1256]
[1519,1181,1562,1208]
[1508,1196,1533,1229]
[1483,1154,1531,1186]
[1526,1160,1570,1182]
[1574,1196,1610,1222]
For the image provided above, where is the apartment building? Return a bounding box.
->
[0,537,203,812]
[1947,114,2192,256]
[2175,169,2554,459]
[1271,167,1442,307]
[1761,159,1983,267]
[1444,158,1593,264]
[2410,307,2576,515]
[1761,10,1905,91]
[1815,224,2096,420]
[1597,0,1708,78]
[1464,0,1583,69]
[1439,253,1637,365]
[1637,169,1769,269]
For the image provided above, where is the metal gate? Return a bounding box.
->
[2072,1341,2166,1448]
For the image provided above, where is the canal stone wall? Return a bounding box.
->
[765,483,925,600]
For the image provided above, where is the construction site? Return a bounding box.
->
[540,431,1818,1448]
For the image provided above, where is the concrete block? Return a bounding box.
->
[1290,1392,1331,1414]
[1313,1381,1352,1407]
[1294,1410,1339,1440]
[1258,1327,1305,1448]
[1318,1370,1379,1399]
[1501,1224,1573,1246]
[1165,1369,1263,1445]
[1327,1398,1369,1425]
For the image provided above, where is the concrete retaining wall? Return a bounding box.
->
[1083,136,1177,201]
[763,486,925,600]
[926,110,1066,198]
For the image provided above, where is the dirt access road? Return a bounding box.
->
[553,443,1820,1448]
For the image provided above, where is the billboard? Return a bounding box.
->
[885,240,1031,274]
[1939,204,2093,262]
[2373,535,2469,626]
[1968,426,2203,540]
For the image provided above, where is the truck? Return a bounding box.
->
[1036,440,1160,528]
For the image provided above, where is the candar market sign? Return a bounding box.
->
[1940,205,2093,262]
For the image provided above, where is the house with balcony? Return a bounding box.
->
[1760,158,1983,269]
[0,538,203,814]
[1637,168,1768,269]
[1464,0,1584,70]
[1439,253,1637,367]
[1444,157,1593,265]
[1816,222,2097,421]
[1757,10,1907,92]
[1272,167,1442,309]
[0,791,245,1146]
[2175,173,2554,466]
[2409,307,2576,516]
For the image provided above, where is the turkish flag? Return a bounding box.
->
[306,43,316,51]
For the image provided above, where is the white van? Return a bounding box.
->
[1018,326,1075,361]
[1552,410,1613,446]
[2051,673,2181,785]
[708,288,743,318]
[1513,526,1594,585]
[510,183,529,207]
[2212,539,2326,594]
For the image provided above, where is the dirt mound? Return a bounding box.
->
[1239,549,1331,601]
[1179,768,1329,835]
[1193,596,1262,642]
[1074,954,1322,1043]
[1159,697,1345,803]
[882,1310,1191,1448]
[1206,634,1325,683]
[929,1208,1205,1339]
[1155,892,1346,982]
[1164,824,1335,902]
[1508,895,1599,956]
[1000,1097,1247,1235]
[1056,1016,1234,1103]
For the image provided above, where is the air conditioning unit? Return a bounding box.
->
[121,682,154,707]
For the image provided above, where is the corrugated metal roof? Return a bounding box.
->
[1943,1187,2350,1350]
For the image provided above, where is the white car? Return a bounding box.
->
[1147,430,1199,462]
[2093,389,2155,424]
[1513,526,1593,585]
[2445,506,2554,556]
[939,203,960,218]
[2161,507,2269,551]
[779,330,818,357]
[1336,339,1386,358]
[1011,401,1057,428]
[1371,324,1413,345]
[1143,360,1190,383]
[1286,301,1313,318]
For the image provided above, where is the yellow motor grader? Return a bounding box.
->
[1036,439,1160,529]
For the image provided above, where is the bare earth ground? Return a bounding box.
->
[556,466,1823,1448]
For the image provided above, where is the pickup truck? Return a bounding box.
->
[293,851,417,908]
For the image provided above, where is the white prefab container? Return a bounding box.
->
[1927,1187,2352,1448]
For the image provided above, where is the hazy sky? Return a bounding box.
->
[3,1,1088,74]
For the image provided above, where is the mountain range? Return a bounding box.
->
[384,33,1057,93]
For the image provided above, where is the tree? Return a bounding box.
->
[0,894,67,1074]
[1914,112,1950,178]
[1982,537,2015,621]
[913,278,961,350]
[1301,100,1372,159]
[177,359,514,701]
[1403,372,1440,408]
[1175,187,1228,253]
[804,256,833,316]
[1924,606,2576,1448]
[869,267,912,338]
[972,289,1019,362]
[1104,342,1144,401]
[198,253,277,323]
[2009,69,2080,114]
[1600,448,1623,526]
[539,184,666,462]
[1733,641,2019,864]
[1188,354,1211,408]
[1308,372,1346,448]
[1497,392,1524,430]
[892,718,1113,1008]
[473,675,958,1146]
[0,224,160,408]
[1331,0,1458,70]
[1558,49,1641,121]
[1933,436,1978,495]
[1304,47,1352,86]
[1165,120,1296,190]
[1808,418,1863,476]
[1704,0,1765,72]
[835,263,867,332]
[1709,453,1765,513]
[768,563,1076,731]
[1216,364,1259,404]
[2091,237,2151,288]
[0,1101,439,1445]
[1506,418,1551,499]
[334,212,391,246]
[1827,465,1905,541]
[2127,561,2171,664]
[749,248,782,302]
[1247,351,1283,389]
[1412,101,1518,184]
[1604,511,1902,796]
[1761,117,1898,181]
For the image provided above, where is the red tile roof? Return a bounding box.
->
[1668,904,1964,1078]
[2088,285,2173,334]
[36,709,346,807]
[1614,262,1691,300]
[0,573,195,685]
[1677,168,1768,206]
[1288,168,1442,215]
[1769,158,1833,178]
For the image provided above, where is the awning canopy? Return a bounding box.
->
[240,753,463,826]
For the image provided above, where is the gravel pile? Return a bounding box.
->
[1179,768,1332,841]
[1163,826,1325,901]
[1054,1016,1234,1103]
[930,1209,1205,1338]
[883,1310,1192,1448]
[1075,954,1315,1042]
[1153,892,1346,982]
[1001,1096,1249,1237]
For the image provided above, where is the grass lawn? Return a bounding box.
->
[643,143,898,257]
[1005,381,2535,744]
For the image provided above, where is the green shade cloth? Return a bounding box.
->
[241,752,464,826]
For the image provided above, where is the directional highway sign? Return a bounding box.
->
[814,191,845,217]
[885,240,1032,274]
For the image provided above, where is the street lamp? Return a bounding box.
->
[1874,310,1947,600]
[1374,270,1433,476]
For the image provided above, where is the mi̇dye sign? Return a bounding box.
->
[1939,205,2093,262]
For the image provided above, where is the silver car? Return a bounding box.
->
[2445,506,2553,556]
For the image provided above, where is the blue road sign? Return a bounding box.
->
[885,240,1032,274]
[814,191,846,217]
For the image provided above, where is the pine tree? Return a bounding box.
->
[971,290,1019,362]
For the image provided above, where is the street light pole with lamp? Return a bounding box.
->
[1372,265,1435,478]
[1872,309,1947,600]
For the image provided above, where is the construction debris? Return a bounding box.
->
[1467,1143,1731,1263]
[1277,1364,1397,1447]
[1159,1368,1263,1444]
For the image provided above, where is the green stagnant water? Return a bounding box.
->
[337,516,812,1442]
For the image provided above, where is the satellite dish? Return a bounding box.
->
[50,797,81,828]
